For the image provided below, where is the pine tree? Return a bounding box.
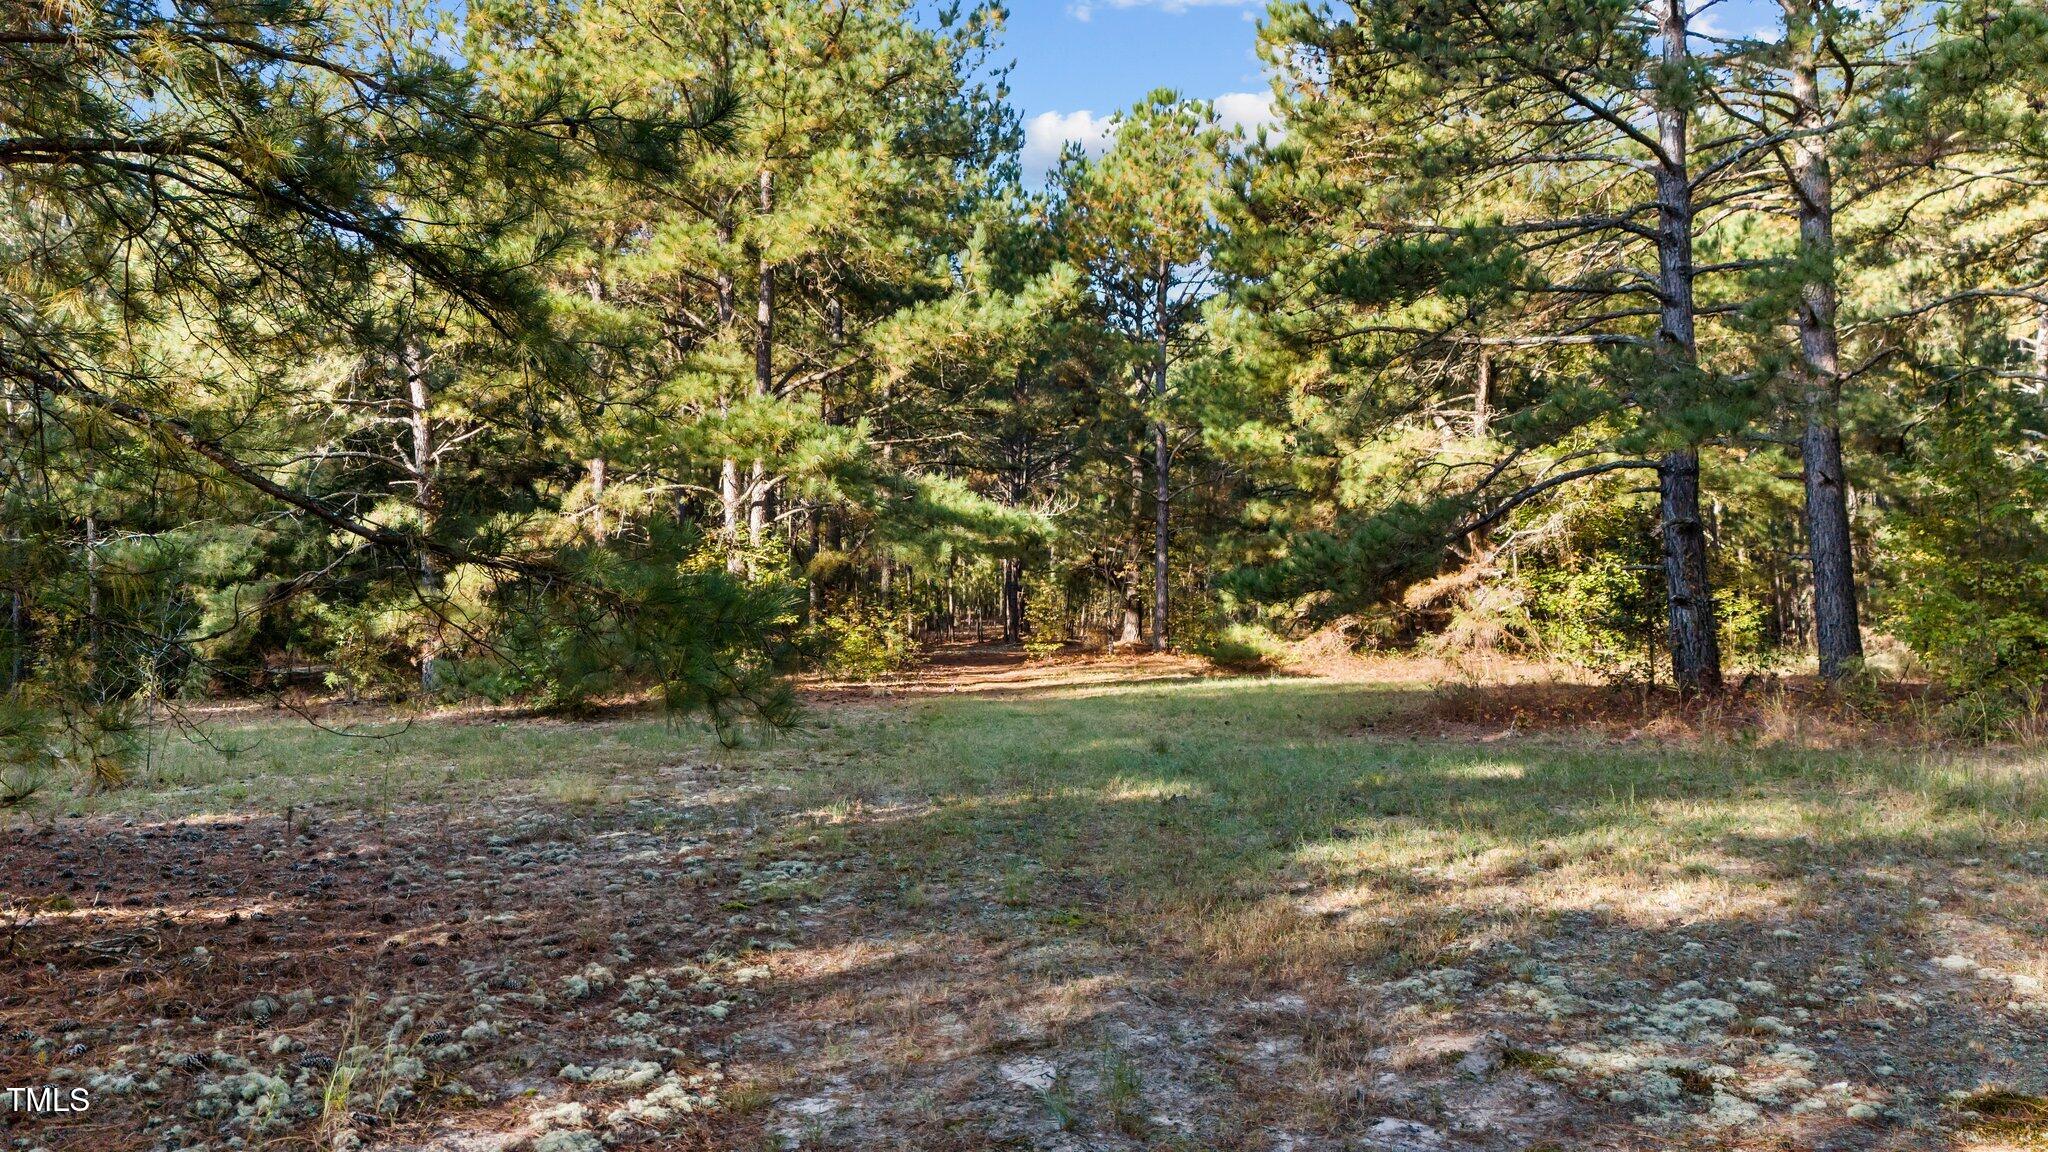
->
[1054,92,1231,651]
[1231,0,1808,690]
[0,0,795,766]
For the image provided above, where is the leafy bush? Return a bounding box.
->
[313,593,434,701]
[1714,588,1777,673]
[1880,399,2048,729]
[1192,622,1285,670]
[813,607,917,680]
[1023,571,1070,658]
[1522,503,1665,683]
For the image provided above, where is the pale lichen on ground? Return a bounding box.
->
[3,649,2045,1151]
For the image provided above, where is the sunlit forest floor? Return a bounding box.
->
[3,647,2047,1151]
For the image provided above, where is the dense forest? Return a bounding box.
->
[7,0,2048,780]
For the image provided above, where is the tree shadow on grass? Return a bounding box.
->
[749,675,2048,1150]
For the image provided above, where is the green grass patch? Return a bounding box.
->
[28,674,2048,995]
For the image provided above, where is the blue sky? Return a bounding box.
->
[993,0,1275,177]
[987,0,1796,180]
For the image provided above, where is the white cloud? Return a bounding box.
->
[1687,6,1728,37]
[1685,2,1778,42]
[1021,90,1280,182]
[1212,90,1278,134]
[1022,108,1117,178]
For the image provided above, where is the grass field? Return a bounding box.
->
[4,650,2046,1150]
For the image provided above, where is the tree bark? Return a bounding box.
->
[1657,449,1721,691]
[83,512,100,696]
[879,379,895,606]
[5,577,20,692]
[1473,348,1491,441]
[1152,259,1170,653]
[1120,452,1144,647]
[1464,349,1495,556]
[2,454,17,689]
[1786,1,1864,682]
[583,273,609,546]
[1002,557,1023,643]
[810,389,833,616]
[748,168,773,563]
[5,522,21,692]
[720,455,742,572]
[715,215,745,575]
[1118,580,1142,647]
[1651,0,1724,693]
[402,332,445,692]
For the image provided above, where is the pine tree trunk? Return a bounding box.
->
[748,169,773,566]
[3,465,24,691]
[879,380,895,606]
[1119,582,1142,647]
[749,460,768,554]
[1151,261,1170,654]
[808,506,822,622]
[403,333,445,693]
[1002,558,1023,643]
[715,216,745,576]
[944,553,957,639]
[1466,348,1494,555]
[1657,450,1721,691]
[581,272,611,546]
[720,454,743,573]
[6,576,20,693]
[1651,0,1723,693]
[581,271,612,547]
[1121,453,1143,647]
[1786,5,1864,682]
[83,512,100,697]
[5,523,20,691]
[1473,348,1491,440]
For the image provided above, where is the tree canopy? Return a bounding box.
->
[8,0,2048,778]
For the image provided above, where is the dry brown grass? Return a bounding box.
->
[8,646,2048,1151]
[1401,671,1954,748]
[1954,1088,2048,1147]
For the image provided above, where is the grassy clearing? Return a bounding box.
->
[35,673,2048,966]
[15,706,747,820]
[762,676,2048,987]
[15,662,2048,1147]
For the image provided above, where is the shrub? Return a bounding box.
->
[1880,399,2048,729]
[1522,502,1664,683]
[813,607,916,680]
[1192,623,1285,670]
[1022,571,1069,658]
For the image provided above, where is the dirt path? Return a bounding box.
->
[800,641,1218,700]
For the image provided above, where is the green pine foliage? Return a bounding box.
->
[9,0,2048,780]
